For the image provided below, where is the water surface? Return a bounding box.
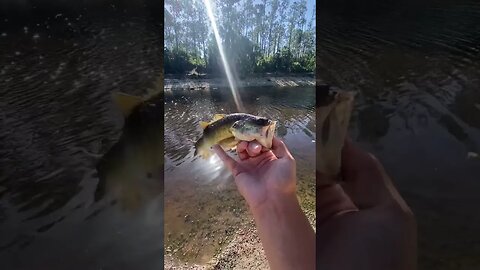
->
[319,1,480,268]
[0,11,163,270]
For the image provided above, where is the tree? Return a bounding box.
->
[164,0,316,75]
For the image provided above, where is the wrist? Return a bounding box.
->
[250,192,301,221]
[248,191,316,270]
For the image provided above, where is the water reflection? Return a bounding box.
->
[0,9,163,269]
[357,104,392,142]
[319,1,480,268]
[164,86,316,265]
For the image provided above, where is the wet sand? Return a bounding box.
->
[163,152,316,270]
[164,203,316,270]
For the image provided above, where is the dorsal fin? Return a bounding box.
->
[212,114,226,121]
[112,92,143,116]
[199,114,227,130]
[200,121,210,129]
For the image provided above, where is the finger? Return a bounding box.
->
[340,139,395,209]
[246,141,262,157]
[236,141,248,154]
[271,136,292,159]
[238,151,249,160]
[236,141,249,160]
[341,138,379,179]
[213,145,242,176]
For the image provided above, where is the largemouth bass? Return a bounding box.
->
[95,77,164,210]
[194,113,277,159]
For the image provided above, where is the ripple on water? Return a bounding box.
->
[0,15,162,264]
[319,2,480,269]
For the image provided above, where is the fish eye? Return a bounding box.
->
[256,118,270,126]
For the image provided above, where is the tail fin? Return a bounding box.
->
[193,138,212,159]
[193,138,203,157]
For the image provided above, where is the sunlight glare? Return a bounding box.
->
[203,0,245,112]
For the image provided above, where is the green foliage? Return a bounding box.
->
[164,48,194,74]
[254,48,314,73]
[164,0,315,75]
[189,55,206,68]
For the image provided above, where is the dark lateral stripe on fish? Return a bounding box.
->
[202,113,257,135]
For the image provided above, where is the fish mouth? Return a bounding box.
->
[316,89,355,178]
[264,121,276,148]
[255,117,272,127]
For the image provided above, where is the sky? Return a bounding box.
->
[166,0,316,28]
[251,0,316,22]
[307,0,315,22]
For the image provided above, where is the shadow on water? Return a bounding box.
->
[164,86,316,264]
[319,0,480,268]
[0,4,163,270]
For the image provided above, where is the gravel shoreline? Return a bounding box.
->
[165,208,316,270]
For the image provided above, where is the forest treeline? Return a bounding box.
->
[164,0,315,75]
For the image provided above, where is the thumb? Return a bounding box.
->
[213,145,258,205]
[246,141,263,157]
[212,145,243,177]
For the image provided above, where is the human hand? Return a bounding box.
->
[317,139,417,270]
[213,137,315,270]
[212,136,297,212]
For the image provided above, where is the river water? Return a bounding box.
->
[164,86,316,265]
[318,1,480,269]
[0,10,163,270]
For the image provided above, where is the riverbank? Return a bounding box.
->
[164,74,315,91]
[165,207,315,270]
[164,168,316,270]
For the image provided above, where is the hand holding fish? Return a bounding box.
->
[213,137,315,270]
[212,137,296,211]
[316,139,417,270]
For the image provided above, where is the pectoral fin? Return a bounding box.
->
[218,137,239,151]
[112,92,143,116]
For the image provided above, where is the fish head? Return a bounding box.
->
[230,117,276,149]
[316,88,355,180]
